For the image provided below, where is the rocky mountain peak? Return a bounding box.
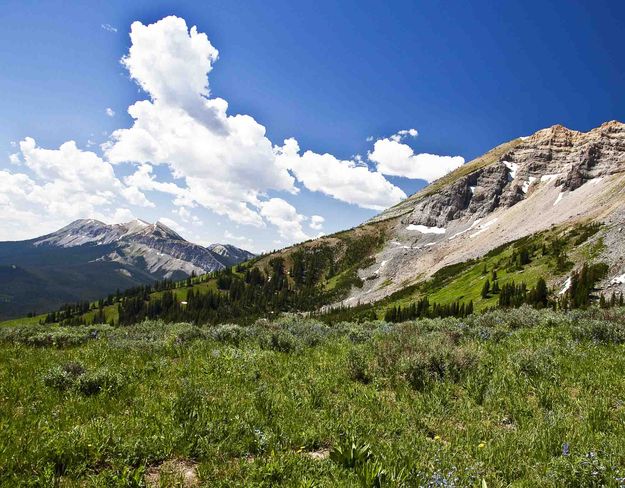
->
[207,243,255,267]
[600,120,625,131]
[395,120,625,229]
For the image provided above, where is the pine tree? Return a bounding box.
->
[481,279,490,299]
[534,277,549,308]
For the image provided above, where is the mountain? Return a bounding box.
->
[250,120,625,310]
[207,243,255,268]
[0,219,254,320]
[343,120,625,304]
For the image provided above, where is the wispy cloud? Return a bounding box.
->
[101,23,117,33]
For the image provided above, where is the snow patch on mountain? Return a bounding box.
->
[503,161,519,180]
[541,174,560,183]
[406,224,446,234]
[611,273,625,285]
[521,176,537,193]
[559,277,572,295]
[554,192,565,206]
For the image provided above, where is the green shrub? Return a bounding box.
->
[77,368,124,396]
[511,347,557,378]
[572,319,625,344]
[171,324,207,344]
[43,362,85,391]
[347,348,372,383]
[400,345,477,391]
[43,363,122,396]
[211,323,249,345]
[372,327,478,390]
[0,325,112,348]
[260,329,301,353]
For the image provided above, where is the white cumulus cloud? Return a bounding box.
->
[310,215,325,230]
[259,198,310,242]
[369,135,464,182]
[275,138,406,211]
[104,16,298,227]
[390,128,418,142]
[0,139,151,239]
[0,16,464,247]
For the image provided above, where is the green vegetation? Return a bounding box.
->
[3,307,625,485]
[4,220,610,333]
[366,223,607,319]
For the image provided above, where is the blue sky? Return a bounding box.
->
[1,0,623,252]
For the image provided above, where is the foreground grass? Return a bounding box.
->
[2,307,625,486]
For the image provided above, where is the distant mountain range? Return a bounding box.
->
[0,219,254,319]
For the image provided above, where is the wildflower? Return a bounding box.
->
[434,435,441,441]
[562,442,570,456]
[478,442,486,449]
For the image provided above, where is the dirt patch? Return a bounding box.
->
[305,448,330,460]
[145,458,199,487]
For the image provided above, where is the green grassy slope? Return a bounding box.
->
[322,221,605,321]
[2,307,625,485]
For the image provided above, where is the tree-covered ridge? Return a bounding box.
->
[32,221,614,328]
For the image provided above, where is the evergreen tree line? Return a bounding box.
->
[116,256,338,325]
[383,297,474,322]
[41,272,216,325]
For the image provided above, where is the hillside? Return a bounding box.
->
[204,121,621,318]
[352,121,625,305]
[0,219,253,320]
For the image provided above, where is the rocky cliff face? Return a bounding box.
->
[401,121,625,229]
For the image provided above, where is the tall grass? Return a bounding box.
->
[1,308,625,486]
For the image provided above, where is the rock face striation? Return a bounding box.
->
[343,121,625,305]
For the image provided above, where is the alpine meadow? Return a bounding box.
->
[1,2,625,487]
